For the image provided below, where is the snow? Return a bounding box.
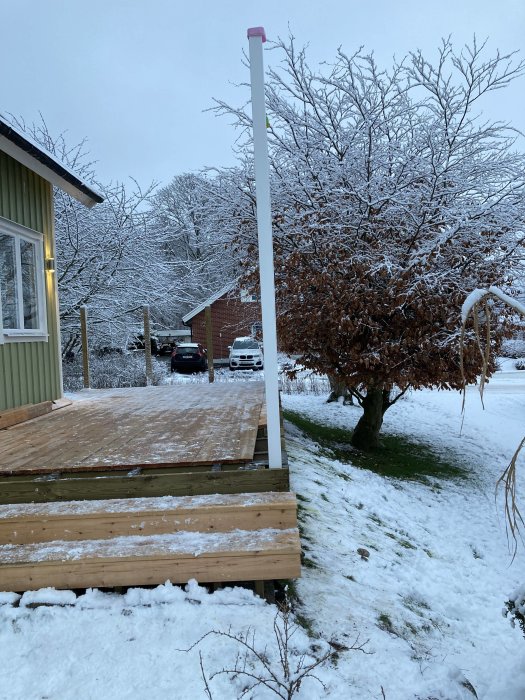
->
[0,491,294,520]
[19,589,77,608]
[1,364,525,699]
[462,286,525,323]
[0,528,297,564]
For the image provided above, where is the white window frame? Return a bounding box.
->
[0,217,48,344]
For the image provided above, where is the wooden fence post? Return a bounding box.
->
[80,305,90,389]
[205,305,214,383]
[143,305,153,386]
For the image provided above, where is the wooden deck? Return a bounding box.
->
[0,383,265,476]
[0,383,300,591]
[0,383,289,505]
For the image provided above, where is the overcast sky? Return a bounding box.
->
[2,0,524,189]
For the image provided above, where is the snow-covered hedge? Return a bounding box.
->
[502,337,525,359]
[62,352,167,391]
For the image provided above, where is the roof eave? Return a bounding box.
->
[182,282,236,323]
[0,125,103,208]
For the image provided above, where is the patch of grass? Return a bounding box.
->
[297,522,312,543]
[295,613,316,638]
[404,621,419,635]
[301,555,318,569]
[275,581,317,639]
[284,409,470,483]
[296,493,312,504]
[403,595,431,617]
[369,513,384,526]
[385,531,417,551]
[335,470,352,482]
[377,613,396,634]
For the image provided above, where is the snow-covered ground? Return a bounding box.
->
[1,364,525,699]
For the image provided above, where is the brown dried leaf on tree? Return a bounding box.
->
[209,36,525,450]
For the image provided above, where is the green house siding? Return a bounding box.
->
[0,151,62,411]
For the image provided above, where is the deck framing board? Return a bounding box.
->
[0,466,290,504]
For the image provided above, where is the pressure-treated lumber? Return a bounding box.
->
[0,467,289,505]
[0,529,301,591]
[0,491,301,591]
[0,492,298,544]
[0,402,52,430]
[0,384,266,476]
[0,491,301,592]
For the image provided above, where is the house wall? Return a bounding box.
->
[189,294,262,359]
[0,151,61,410]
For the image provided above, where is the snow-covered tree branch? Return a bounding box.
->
[210,36,525,449]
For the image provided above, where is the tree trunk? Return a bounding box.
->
[327,376,354,405]
[351,386,389,450]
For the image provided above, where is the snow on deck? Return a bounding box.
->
[0,383,266,476]
[0,528,299,564]
[0,491,295,520]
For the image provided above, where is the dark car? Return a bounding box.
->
[170,343,208,373]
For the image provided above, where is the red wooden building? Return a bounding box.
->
[182,284,262,359]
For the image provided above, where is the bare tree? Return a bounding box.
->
[149,172,239,320]
[8,116,178,351]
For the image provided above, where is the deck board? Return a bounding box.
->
[0,383,266,476]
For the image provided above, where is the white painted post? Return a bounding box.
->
[143,305,153,386]
[247,26,282,469]
[80,305,90,389]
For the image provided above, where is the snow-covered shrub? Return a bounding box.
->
[502,337,525,358]
[62,353,167,391]
[515,359,525,370]
[504,584,525,639]
[280,373,330,396]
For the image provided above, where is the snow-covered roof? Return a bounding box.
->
[182,282,236,324]
[0,115,104,208]
[156,329,191,338]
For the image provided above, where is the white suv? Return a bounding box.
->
[229,337,264,371]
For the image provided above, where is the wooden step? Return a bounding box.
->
[0,492,298,545]
[0,528,301,591]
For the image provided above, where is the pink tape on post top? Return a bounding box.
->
[247,26,267,42]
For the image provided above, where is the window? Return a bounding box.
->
[233,338,260,350]
[0,218,47,342]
